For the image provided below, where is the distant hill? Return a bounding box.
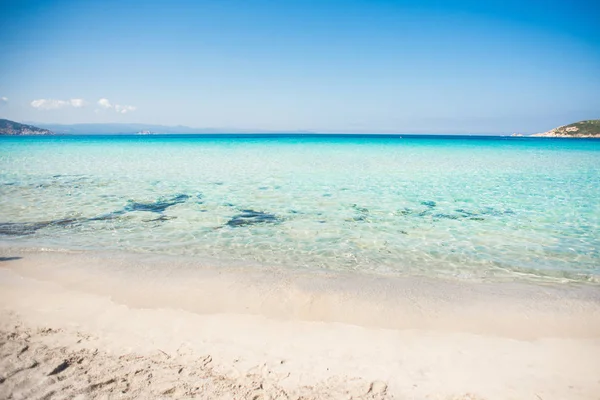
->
[532,120,600,138]
[33,123,315,135]
[0,119,53,135]
[35,123,203,135]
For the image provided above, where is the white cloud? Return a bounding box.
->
[97,98,112,109]
[31,98,87,110]
[31,99,67,110]
[115,104,136,114]
[97,98,136,114]
[70,98,86,108]
[1,96,7,103]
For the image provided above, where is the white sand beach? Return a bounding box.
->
[1,247,600,399]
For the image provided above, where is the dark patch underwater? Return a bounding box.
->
[0,218,78,236]
[226,210,280,227]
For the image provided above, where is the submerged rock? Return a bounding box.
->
[350,204,370,222]
[454,208,476,216]
[1,193,195,237]
[226,210,280,227]
[396,208,413,216]
[421,201,437,208]
[88,210,127,222]
[0,218,77,236]
[124,194,190,213]
[433,213,460,220]
[90,193,194,223]
[144,215,177,222]
[352,204,369,213]
[0,222,43,235]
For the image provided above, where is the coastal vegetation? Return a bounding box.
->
[532,119,600,137]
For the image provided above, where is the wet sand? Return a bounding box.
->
[1,247,599,399]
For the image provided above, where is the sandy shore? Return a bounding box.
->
[1,247,600,399]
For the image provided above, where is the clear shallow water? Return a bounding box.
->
[1,135,599,283]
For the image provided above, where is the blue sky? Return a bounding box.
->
[0,0,598,134]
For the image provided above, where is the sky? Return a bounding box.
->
[0,0,599,134]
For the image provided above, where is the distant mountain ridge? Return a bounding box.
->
[531,120,600,138]
[34,123,314,135]
[0,119,53,135]
[36,123,201,135]
[8,119,599,137]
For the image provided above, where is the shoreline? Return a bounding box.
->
[1,246,600,338]
[1,247,600,398]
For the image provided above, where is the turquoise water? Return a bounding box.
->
[1,135,599,283]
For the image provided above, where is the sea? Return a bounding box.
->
[1,134,599,284]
